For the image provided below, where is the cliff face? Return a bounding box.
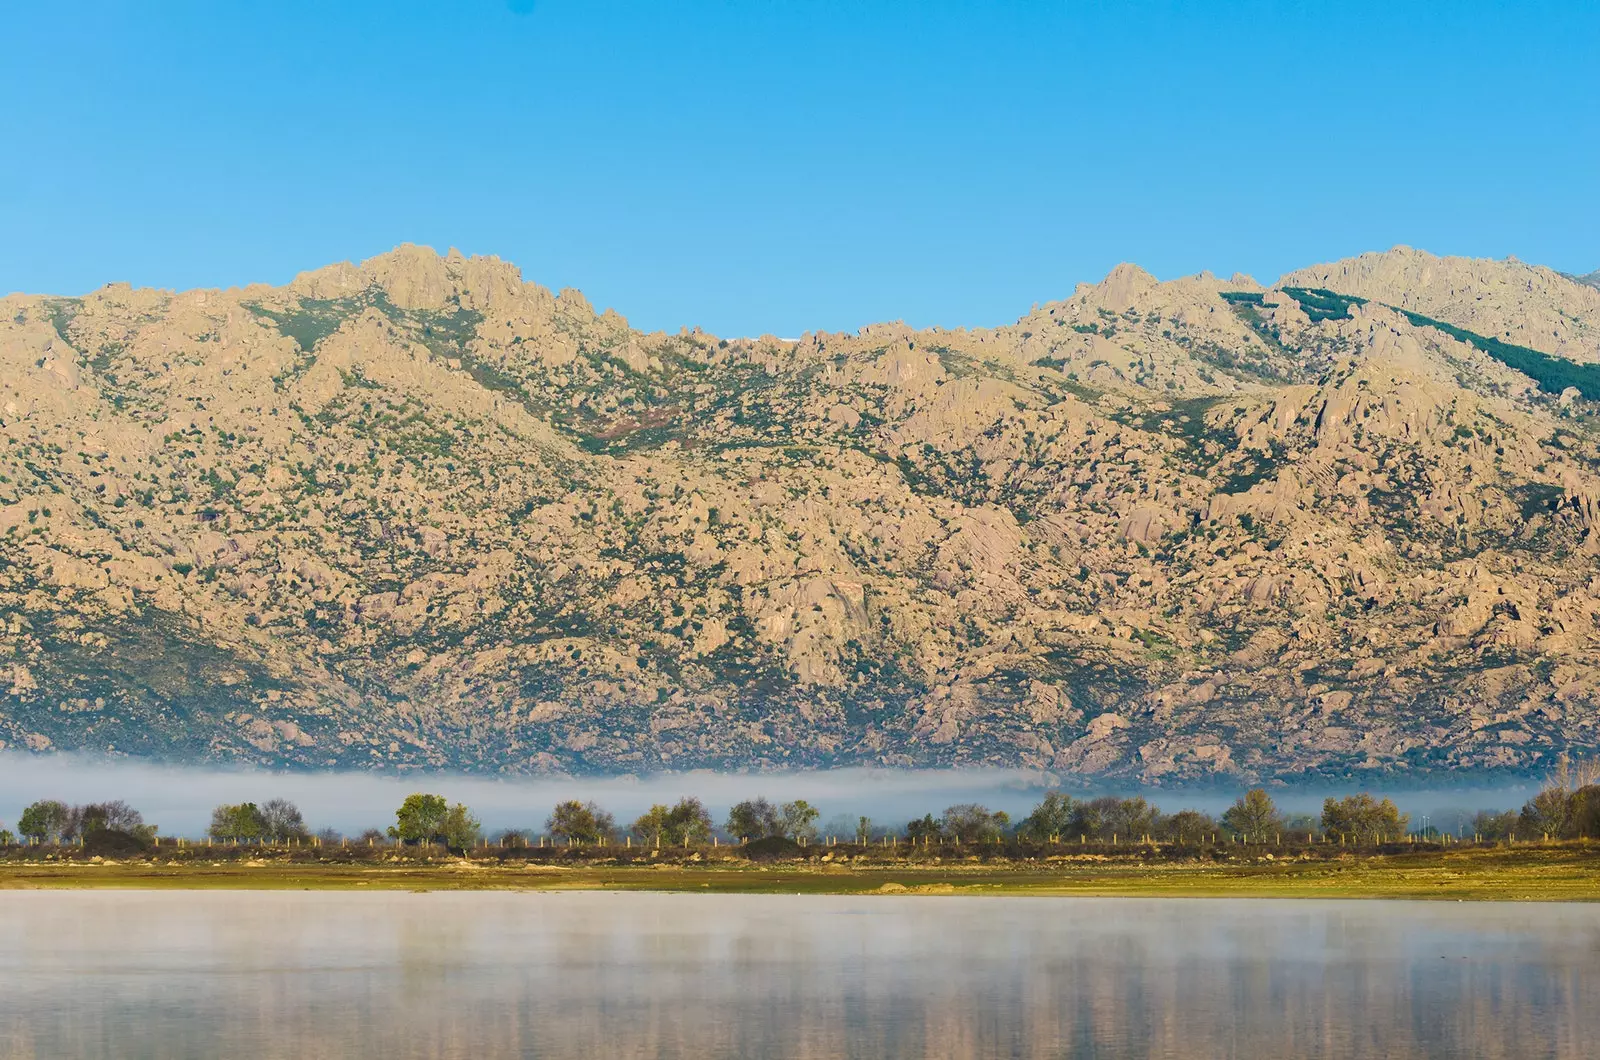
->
[3,244,1600,781]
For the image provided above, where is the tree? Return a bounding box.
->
[1549,752,1600,793]
[634,798,712,846]
[1162,810,1218,845]
[1519,788,1573,838]
[780,800,820,842]
[547,800,616,844]
[18,799,69,843]
[1068,797,1117,840]
[905,814,942,841]
[633,804,672,845]
[1223,789,1284,843]
[0,829,13,847]
[725,798,782,840]
[1572,785,1600,839]
[260,799,308,842]
[940,804,1009,843]
[65,801,153,842]
[209,803,266,842]
[857,816,874,843]
[1017,792,1077,841]
[390,793,450,844]
[664,797,713,845]
[1105,797,1162,840]
[441,804,482,850]
[1321,794,1408,845]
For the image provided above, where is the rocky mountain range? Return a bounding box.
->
[4,244,1600,783]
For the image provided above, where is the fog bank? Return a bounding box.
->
[0,754,1543,838]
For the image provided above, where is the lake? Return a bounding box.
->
[1,892,1595,1058]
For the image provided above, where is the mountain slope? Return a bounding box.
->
[3,245,1600,781]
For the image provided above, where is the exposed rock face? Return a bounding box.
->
[3,245,1600,781]
[1283,246,1600,363]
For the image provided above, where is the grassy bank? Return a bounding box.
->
[2,842,1597,901]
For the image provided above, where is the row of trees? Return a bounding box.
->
[10,775,1596,849]
[388,794,482,847]
[524,790,1413,846]
[209,799,309,842]
[1460,797,1600,842]
[874,791,1413,845]
[538,797,825,846]
[13,800,157,844]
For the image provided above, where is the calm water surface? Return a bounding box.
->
[0,892,1595,1058]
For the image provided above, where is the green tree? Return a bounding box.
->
[1223,789,1284,843]
[1321,794,1408,844]
[633,798,713,845]
[780,799,820,842]
[1017,792,1077,841]
[547,800,616,843]
[209,802,266,841]
[905,813,942,841]
[664,797,713,845]
[633,804,672,845]
[390,793,450,844]
[441,803,482,849]
[18,799,69,843]
[0,829,14,847]
[725,798,782,840]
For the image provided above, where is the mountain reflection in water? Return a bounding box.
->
[1,892,1595,1059]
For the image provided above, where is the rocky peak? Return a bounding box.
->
[289,243,533,313]
[1281,246,1600,363]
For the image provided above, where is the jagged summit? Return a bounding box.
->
[2,246,1599,781]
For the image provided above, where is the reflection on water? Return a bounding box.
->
[1,892,1596,1058]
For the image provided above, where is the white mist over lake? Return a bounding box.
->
[0,752,1542,838]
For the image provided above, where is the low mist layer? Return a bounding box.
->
[0,754,1542,840]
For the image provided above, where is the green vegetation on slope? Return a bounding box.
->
[1396,308,1600,400]
[1229,286,1600,399]
[1279,287,1368,322]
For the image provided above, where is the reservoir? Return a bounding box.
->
[1,891,1595,1058]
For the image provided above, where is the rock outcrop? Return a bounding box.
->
[2,244,1599,781]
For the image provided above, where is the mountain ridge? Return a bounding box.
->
[4,244,1600,782]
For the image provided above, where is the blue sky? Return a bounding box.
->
[2,1,1595,337]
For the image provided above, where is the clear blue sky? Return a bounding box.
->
[2,1,1595,337]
